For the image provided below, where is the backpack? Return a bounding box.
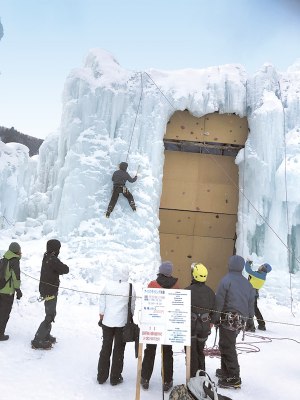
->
[169,371,232,400]
[0,258,9,289]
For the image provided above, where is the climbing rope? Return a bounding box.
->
[0,214,14,227]
[21,269,300,333]
[126,71,143,162]
[278,78,295,316]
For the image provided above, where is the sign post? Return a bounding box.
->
[135,288,191,399]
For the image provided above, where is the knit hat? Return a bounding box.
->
[9,242,21,254]
[46,239,61,254]
[159,261,173,277]
[119,162,128,171]
[259,263,272,273]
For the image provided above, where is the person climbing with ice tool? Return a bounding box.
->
[105,162,138,218]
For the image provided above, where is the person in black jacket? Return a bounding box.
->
[185,263,216,377]
[0,242,22,341]
[105,162,137,218]
[31,239,69,349]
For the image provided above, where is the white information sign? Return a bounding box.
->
[140,288,191,346]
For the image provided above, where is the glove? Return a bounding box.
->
[98,319,103,327]
[16,289,23,300]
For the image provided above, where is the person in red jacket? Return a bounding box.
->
[140,261,179,393]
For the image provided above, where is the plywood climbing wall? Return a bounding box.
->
[159,111,248,290]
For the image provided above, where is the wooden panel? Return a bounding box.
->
[165,110,205,142]
[204,113,248,145]
[161,152,238,213]
[192,236,235,290]
[165,111,248,146]
[195,184,238,214]
[194,213,237,238]
[159,209,196,236]
[160,180,196,210]
[163,151,198,182]
[197,154,238,185]
[159,209,237,239]
[160,233,234,290]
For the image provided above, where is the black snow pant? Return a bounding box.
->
[34,296,57,341]
[218,326,240,378]
[0,293,15,335]
[141,344,173,384]
[107,186,135,213]
[246,294,265,329]
[254,296,265,328]
[190,336,207,377]
[97,324,126,384]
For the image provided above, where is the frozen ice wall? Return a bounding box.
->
[0,141,32,227]
[1,48,300,286]
[235,62,300,277]
[0,19,3,41]
[1,49,248,281]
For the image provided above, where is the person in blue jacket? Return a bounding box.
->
[245,260,272,331]
[215,255,255,389]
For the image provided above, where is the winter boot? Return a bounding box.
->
[216,368,226,378]
[97,375,106,384]
[245,318,256,332]
[258,324,266,331]
[47,334,56,344]
[105,206,112,218]
[163,380,173,392]
[31,339,52,350]
[0,334,9,341]
[110,375,123,386]
[141,377,149,390]
[130,201,136,211]
[218,376,241,389]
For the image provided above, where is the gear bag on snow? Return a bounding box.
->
[169,370,232,400]
[0,258,9,289]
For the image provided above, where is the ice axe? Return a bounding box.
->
[135,165,140,177]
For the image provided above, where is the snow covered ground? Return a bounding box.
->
[0,236,300,400]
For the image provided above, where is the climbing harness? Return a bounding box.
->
[221,312,245,332]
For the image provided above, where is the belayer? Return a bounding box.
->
[105,162,137,218]
[245,259,272,331]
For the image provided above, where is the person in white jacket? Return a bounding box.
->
[97,267,136,386]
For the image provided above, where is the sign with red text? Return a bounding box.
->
[140,288,191,346]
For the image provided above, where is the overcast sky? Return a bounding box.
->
[1,0,300,139]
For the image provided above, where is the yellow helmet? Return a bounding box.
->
[192,263,208,282]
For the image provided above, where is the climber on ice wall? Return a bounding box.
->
[105,162,137,218]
